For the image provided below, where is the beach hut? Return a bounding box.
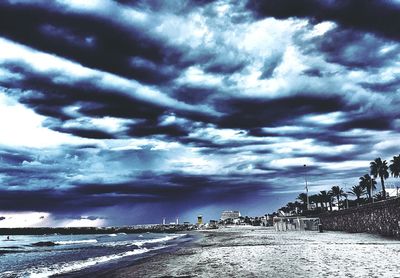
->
[273,216,320,231]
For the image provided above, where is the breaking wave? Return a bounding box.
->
[54,239,98,245]
[27,247,153,278]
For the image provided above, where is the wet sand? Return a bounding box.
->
[97,226,400,278]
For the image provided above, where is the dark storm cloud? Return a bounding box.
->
[0,172,268,213]
[0,61,201,139]
[249,125,377,147]
[311,152,362,163]
[0,1,187,85]
[0,0,243,90]
[54,127,116,139]
[116,0,215,13]
[360,77,400,93]
[332,115,394,131]
[1,61,165,119]
[204,60,246,75]
[247,0,400,40]
[0,145,101,189]
[0,189,119,212]
[0,0,399,224]
[171,85,217,105]
[304,28,400,69]
[215,95,346,129]
[126,120,189,138]
[184,138,270,155]
[312,133,373,147]
[0,149,33,165]
[254,163,368,185]
[0,164,69,187]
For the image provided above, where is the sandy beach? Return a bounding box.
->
[95,226,400,278]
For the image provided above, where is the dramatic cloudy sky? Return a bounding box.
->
[0,0,399,227]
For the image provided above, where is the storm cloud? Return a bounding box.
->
[0,0,399,225]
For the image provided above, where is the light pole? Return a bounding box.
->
[371,175,375,203]
[344,183,349,209]
[304,164,310,210]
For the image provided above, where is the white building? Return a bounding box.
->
[220,210,241,220]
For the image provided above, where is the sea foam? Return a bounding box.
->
[132,234,186,247]
[54,239,98,245]
[28,248,153,278]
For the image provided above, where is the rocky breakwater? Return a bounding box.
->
[319,197,400,238]
[0,224,196,235]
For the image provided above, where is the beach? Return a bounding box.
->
[99,226,400,278]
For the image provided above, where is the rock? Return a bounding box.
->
[32,241,58,247]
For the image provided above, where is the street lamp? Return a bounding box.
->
[371,175,375,203]
[304,164,310,210]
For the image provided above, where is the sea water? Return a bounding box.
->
[0,232,189,277]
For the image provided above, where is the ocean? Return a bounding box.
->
[0,232,190,277]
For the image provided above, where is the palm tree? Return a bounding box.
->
[389,154,400,178]
[370,158,389,199]
[319,190,333,211]
[359,174,377,201]
[331,186,344,209]
[309,194,320,209]
[348,185,366,206]
[296,193,308,211]
[390,155,400,197]
[286,202,296,213]
[296,193,308,203]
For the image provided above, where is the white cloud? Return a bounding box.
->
[61,217,105,227]
[0,211,106,228]
[0,211,51,228]
[62,116,132,134]
[0,38,92,77]
[0,93,84,148]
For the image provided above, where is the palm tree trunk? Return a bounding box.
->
[367,190,372,201]
[329,201,332,211]
[381,176,386,199]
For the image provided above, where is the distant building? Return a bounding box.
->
[197,215,203,224]
[220,210,241,220]
[209,220,218,229]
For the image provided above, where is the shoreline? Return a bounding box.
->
[52,231,201,278]
[69,225,400,278]
[94,231,203,278]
